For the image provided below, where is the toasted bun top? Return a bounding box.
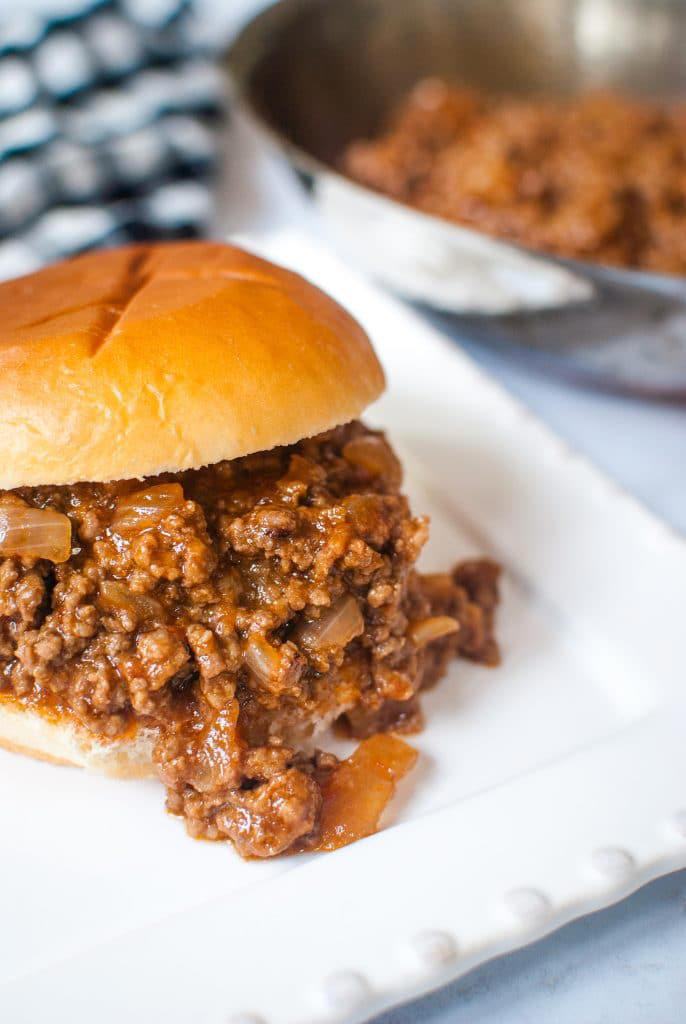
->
[0,242,385,488]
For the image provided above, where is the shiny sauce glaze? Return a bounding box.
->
[0,422,499,857]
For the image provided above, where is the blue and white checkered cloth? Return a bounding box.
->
[0,0,227,279]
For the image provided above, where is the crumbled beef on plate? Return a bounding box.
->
[0,421,499,858]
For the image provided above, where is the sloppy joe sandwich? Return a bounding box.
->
[0,242,499,858]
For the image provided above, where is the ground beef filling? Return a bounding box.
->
[343,82,686,274]
[0,422,499,858]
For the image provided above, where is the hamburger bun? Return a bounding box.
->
[0,241,385,778]
[0,241,385,489]
[0,695,156,778]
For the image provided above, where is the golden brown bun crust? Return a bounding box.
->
[0,242,385,488]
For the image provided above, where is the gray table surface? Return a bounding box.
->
[217,3,686,1019]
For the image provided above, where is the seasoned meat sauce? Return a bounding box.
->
[0,422,499,857]
[344,82,686,274]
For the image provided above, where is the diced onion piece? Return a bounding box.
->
[99,580,162,620]
[0,501,71,562]
[244,635,281,687]
[298,596,364,653]
[317,734,418,852]
[342,434,400,480]
[112,483,184,534]
[409,615,459,648]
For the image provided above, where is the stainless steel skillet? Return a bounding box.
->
[228,0,686,397]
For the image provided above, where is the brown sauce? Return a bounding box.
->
[0,422,499,857]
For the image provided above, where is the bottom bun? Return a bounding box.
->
[0,697,156,779]
[0,696,351,784]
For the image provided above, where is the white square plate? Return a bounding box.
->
[2,233,685,1024]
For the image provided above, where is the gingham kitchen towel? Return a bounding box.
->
[0,0,226,279]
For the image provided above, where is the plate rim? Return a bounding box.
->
[2,230,685,1024]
